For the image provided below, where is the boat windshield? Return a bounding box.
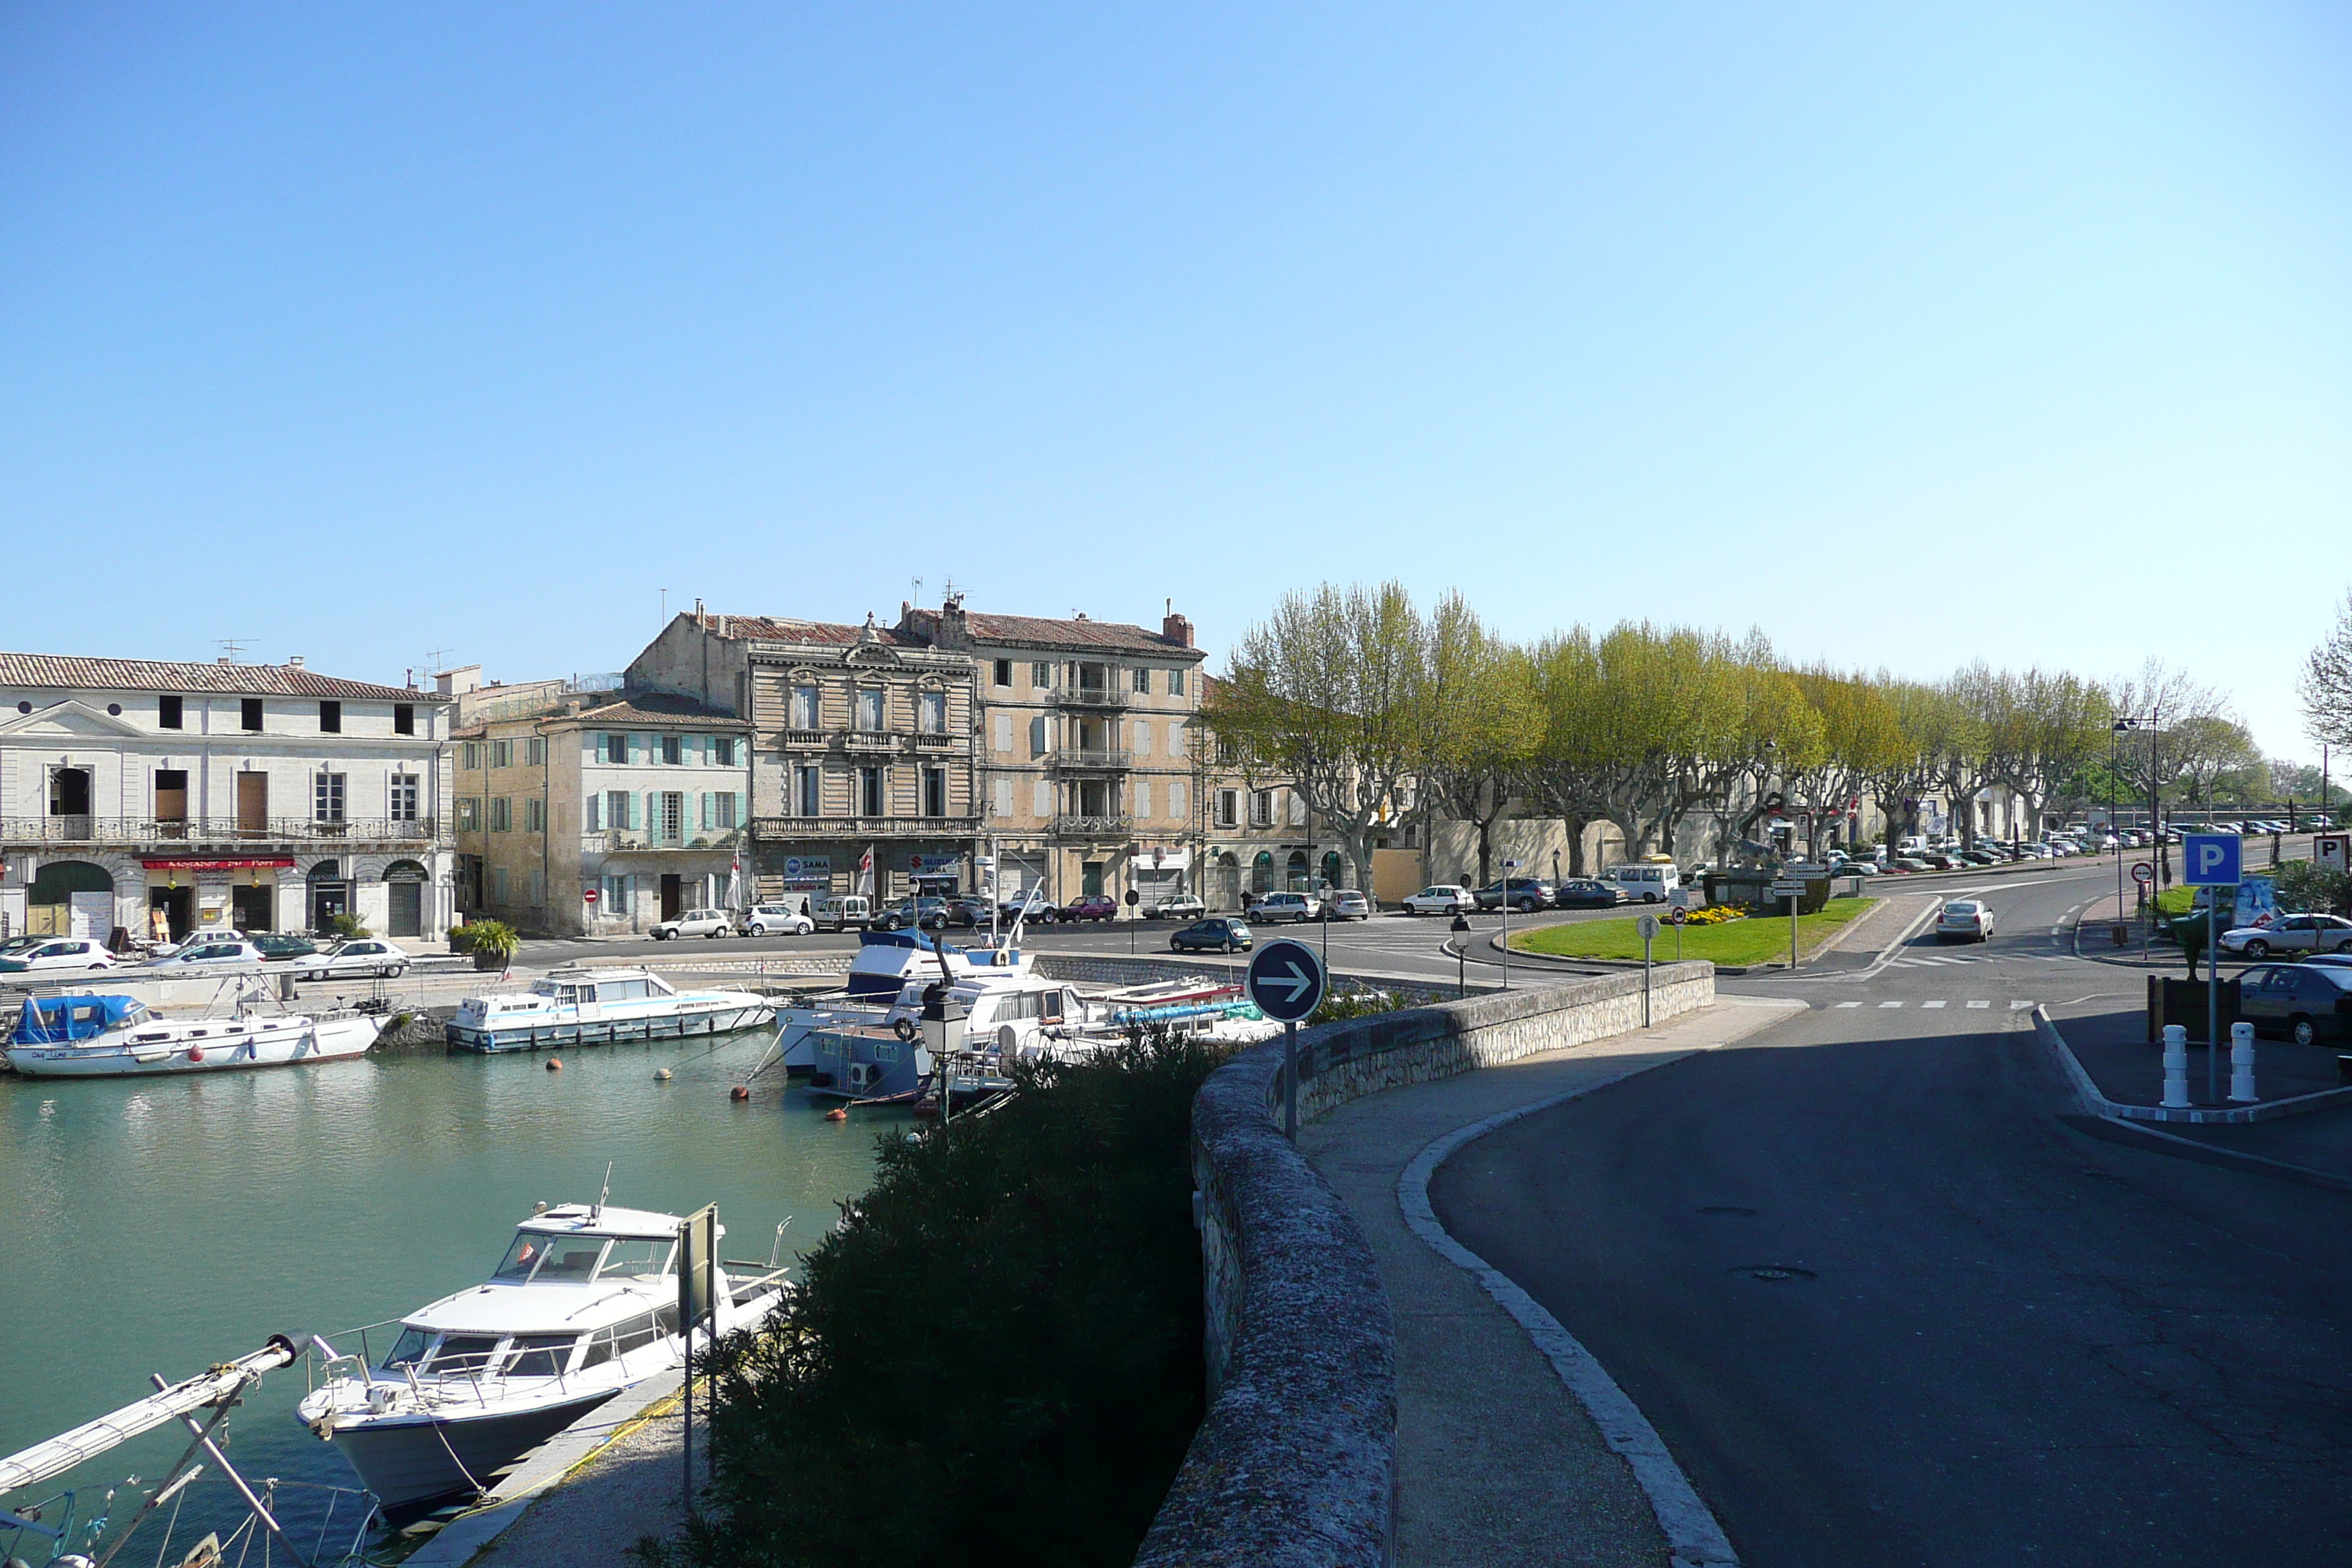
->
[423,1335,502,1376]
[491,1231,607,1283]
[382,1327,433,1371]
[595,1237,676,1283]
[500,1334,582,1378]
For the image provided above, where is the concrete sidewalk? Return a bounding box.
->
[1297,995,1804,1567]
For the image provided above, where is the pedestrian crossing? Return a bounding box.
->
[1889,952,2073,968]
[1833,999,2032,1010]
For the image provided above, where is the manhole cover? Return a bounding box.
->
[1698,1205,1760,1216]
[1732,1264,1817,1283]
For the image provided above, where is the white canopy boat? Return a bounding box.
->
[298,1200,788,1513]
[446,966,774,1052]
[774,928,1030,1072]
[5,990,382,1077]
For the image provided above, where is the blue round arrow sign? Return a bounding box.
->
[1245,938,1327,1023]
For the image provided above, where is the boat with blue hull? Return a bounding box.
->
[446,968,774,1052]
[774,929,1030,1073]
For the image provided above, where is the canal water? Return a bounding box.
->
[0,1027,894,1561]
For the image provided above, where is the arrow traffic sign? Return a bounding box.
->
[1245,938,1327,1024]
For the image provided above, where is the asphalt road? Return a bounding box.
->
[1432,857,2352,1566]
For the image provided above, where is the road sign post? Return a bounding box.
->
[1500,859,1520,992]
[1636,913,1659,1027]
[678,1202,718,1520]
[1670,903,1686,961]
[2184,834,2242,1104]
[1246,939,1328,1142]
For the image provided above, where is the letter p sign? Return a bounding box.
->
[2183,833,2240,887]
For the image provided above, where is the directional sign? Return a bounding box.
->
[1245,938,1327,1024]
[2130,862,2155,885]
[1769,881,1806,898]
[1635,913,1661,941]
[2182,833,2242,887]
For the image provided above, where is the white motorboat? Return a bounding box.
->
[5,992,382,1077]
[445,966,774,1052]
[774,929,1030,1072]
[298,1200,788,1513]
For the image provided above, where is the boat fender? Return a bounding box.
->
[824,1106,848,1122]
[655,1068,673,1082]
[185,1045,204,1063]
[546,1057,563,1071]
[893,1017,918,1043]
[729,1084,751,1101]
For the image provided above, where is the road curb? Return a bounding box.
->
[2032,1004,2352,1126]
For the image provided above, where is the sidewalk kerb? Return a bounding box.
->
[2034,1004,2352,1126]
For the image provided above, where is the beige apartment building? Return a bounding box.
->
[627,609,983,902]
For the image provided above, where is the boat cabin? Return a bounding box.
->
[12,994,151,1044]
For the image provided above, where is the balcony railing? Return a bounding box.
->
[750,815,984,840]
[581,828,745,853]
[1048,750,1132,771]
[0,816,441,845]
[781,728,830,748]
[1058,687,1130,709]
[776,729,965,754]
[842,730,900,752]
[1052,813,1134,837]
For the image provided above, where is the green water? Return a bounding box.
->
[0,1029,892,1560]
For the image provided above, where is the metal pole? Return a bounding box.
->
[2208,879,2223,1104]
[1283,1022,1298,1142]
[1642,930,1652,1028]
[681,1229,693,1518]
[1789,892,1798,969]
[1500,894,1509,991]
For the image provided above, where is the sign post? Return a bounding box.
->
[1500,859,1520,992]
[1246,939,1327,1142]
[1670,903,1686,961]
[1125,887,1140,954]
[677,1203,719,1520]
[1768,876,1807,968]
[2184,834,2242,1104]
[2131,861,2154,960]
[2317,834,2351,875]
[1636,913,1660,1027]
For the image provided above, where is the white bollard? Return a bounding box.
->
[2229,1020,2258,1104]
[2162,1023,2193,1109]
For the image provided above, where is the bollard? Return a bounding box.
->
[2228,1021,2258,1104]
[2161,1024,2192,1109]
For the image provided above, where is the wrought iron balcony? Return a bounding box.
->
[1058,686,1130,709]
[1051,813,1134,838]
[581,828,745,854]
[780,728,830,748]
[751,815,984,840]
[1048,750,1132,771]
[0,816,442,847]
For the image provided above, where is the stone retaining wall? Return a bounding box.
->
[1133,962,1714,1568]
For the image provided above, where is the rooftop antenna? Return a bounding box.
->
[910,575,924,603]
[593,1160,613,1222]
[660,589,668,626]
[423,647,453,674]
[216,637,250,664]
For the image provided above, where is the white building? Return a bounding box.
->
[0,654,458,945]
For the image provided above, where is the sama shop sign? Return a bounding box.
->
[783,856,832,881]
[140,857,295,871]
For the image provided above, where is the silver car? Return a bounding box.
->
[1323,890,1373,921]
[2220,913,2352,960]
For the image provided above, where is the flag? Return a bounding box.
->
[726,851,743,913]
[856,845,875,898]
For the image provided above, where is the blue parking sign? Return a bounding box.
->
[2182,833,2241,886]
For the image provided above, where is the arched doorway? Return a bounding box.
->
[307,860,350,934]
[383,860,428,938]
[1320,850,1343,889]
[30,860,113,938]
[1250,851,1274,896]
[1286,851,1309,891]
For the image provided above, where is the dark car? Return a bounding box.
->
[252,932,320,960]
[943,897,992,929]
[1169,918,1254,954]
[2236,962,2352,1047]
[1552,878,1624,909]
[1474,878,1556,913]
[1057,894,1120,923]
[874,897,951,932]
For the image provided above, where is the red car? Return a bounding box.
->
[1052,894,1120,923]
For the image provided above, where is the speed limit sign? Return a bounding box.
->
[2130,862,2154,885]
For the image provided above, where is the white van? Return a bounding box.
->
[813,894,872,932]
[1606,862,1680,905]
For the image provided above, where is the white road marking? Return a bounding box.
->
[1923,1000,1947,1009]
[1879,1000,1904,1009]
[2010,999,2035,1009]
[1835,1000,1862,1008]
[1967,1000,1990,1009]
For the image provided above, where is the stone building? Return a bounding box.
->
[0,653,456,944]
[626,609,983,902]
[451,684,752,935]
[893,597,1214,908]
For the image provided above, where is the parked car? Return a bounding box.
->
[1606,862,1681,904]
[0,938,117,975]
[252,932,321,960]
[1054,894,1120,924]
[1890,857,1934,873]
[2220,913,2352,960]
[1248,891,1323,924]
[873,897,951,932]
[650,908,735,940]
[740,903,816,937]
[301,938,411,979]
[1831,859,1880,878]
[813,894,872,932]
[1552,878,1626,908]
[1401,884,1474,916]
[1474,878,1554,913]
[1935,900,1994,943]
[1322,890,1373,921]
[2235,962,2352,1046]
[1144,892,1207,921]
[942,897,994,929]
[138,938,271,973]
[1169,917,1254,954]
[1919,851,1964,870]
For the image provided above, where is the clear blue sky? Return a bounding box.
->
[4,4,2346,758]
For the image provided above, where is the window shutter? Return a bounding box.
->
[994,714,1012,753]
[699,793,711,829]
[1032,780,1052,818]
[1134,723,1151,758]
[586,794,600,832]
[1135,780,1152,817]
[1171,780,1186,819]
[993,778,1013,817]
[1289,791,1307,826]
[1029,716,1046,757]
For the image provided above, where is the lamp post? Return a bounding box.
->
[2111,719,2129,918]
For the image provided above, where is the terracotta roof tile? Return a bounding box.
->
[698,616,925,648]
[570,697,750,729]
[900,607,1204,657]
[0,653,437,702]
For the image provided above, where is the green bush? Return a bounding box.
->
[328,911,371,940]
[680,1033,1229,1568]
[2274,859,2352,916]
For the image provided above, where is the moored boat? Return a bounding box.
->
[774,929,1030,1072]
[445,966,774,1052]
[5,992,382,1077]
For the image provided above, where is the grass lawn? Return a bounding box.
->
[2155,884,2195,918]
[1510,897,1877,966]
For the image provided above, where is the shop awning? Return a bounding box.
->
[140,857,296,871]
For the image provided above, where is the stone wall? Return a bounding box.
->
[1133,962,1714,1568]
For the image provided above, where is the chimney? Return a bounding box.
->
[217,656,232,665]
[695,598,706,627]
[1162,608,1195,648]
[287,655,305,668]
